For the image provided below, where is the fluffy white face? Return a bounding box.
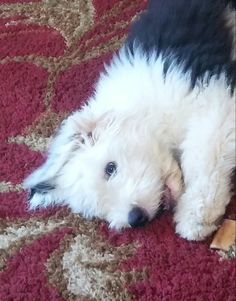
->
[60,132,163,228]
[24,112,183,229]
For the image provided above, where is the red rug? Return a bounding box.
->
[0,1,235,300]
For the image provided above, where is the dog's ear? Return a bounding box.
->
[23,106,116,209]
[23,107,95,207]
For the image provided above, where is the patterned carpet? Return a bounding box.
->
[0,1,235,300]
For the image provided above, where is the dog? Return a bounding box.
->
[24,0,236,240]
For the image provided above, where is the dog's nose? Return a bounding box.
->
[128,207,149,228]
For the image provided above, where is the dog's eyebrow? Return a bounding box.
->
[28,181,55,199]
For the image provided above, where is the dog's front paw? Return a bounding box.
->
[175,218,217,241]
[173,189,223,240]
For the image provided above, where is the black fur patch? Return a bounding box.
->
[126,0,236,90]
[28,181,55,199]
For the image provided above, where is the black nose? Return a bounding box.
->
[128,207,149,228]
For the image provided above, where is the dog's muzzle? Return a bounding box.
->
[128,207,149,228]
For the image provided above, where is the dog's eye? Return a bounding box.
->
[105,162,117,178]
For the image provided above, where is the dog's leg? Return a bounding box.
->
[174,108,235,240]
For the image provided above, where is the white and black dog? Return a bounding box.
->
[24,0,236,240]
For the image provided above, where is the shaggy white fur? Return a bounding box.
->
[24,47,235,240]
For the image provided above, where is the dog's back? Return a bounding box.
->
[126,0,236,90]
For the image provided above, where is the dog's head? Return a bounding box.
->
[24,107,183,229]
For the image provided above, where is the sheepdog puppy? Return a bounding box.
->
[24,0,236,240]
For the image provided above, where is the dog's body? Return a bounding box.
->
[24,0,236,240]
